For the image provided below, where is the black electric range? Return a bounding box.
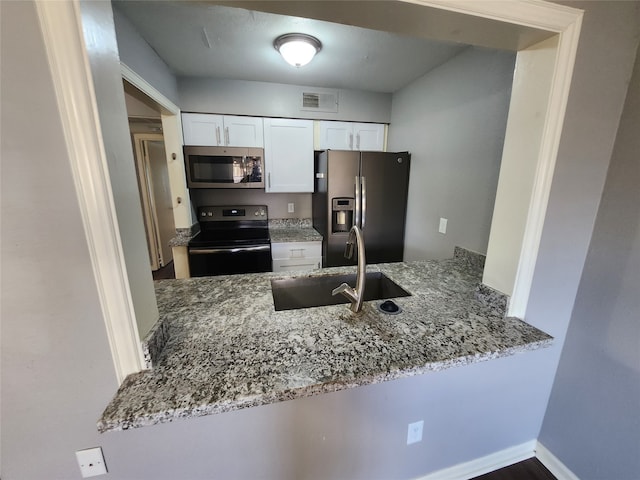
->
[188,205,271,277]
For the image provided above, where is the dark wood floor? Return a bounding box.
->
[152,261,175,280]
[471,458,556,480]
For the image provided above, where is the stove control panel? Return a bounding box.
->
[197,205,268,222]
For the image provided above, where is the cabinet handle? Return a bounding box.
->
[349,133,353,150]
[225,127,230,145]
[216,126,221,145]
[268,172,271,189]
[356,133,361,149]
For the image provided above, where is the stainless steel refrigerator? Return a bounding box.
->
[312,150,411,267]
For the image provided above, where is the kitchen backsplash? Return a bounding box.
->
[189,189,312,219]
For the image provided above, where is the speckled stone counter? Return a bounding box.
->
[269,218,322,243]
[168,224,200,247]
[98,257,552,432]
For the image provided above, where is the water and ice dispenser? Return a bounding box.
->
[331,197,354,233]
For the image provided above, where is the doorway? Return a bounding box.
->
[34,0,583,380]
[124,81,176,276]
[132,133,175,271]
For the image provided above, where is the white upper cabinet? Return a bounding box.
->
[263,118,314,193]
[182,113,263,147]
[223,115,264,147]
[353,123,386,151]
[318,121,385,151]
[318,121,352,150]
[182,113,223,146]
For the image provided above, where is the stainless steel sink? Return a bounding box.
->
[271,272,411,311]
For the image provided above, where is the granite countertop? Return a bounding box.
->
[98,250,552,432]
[169,219,322,246]
[168,225,200,247]
[268,218,323,243]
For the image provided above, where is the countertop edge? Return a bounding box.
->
[97,337,553,433]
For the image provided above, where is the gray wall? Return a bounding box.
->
[81,1,159,339]
[388,46,515,260]
[190,189,312,219]
[523,0,639,358]
[2,2,640,480]
[538,41,640,479]
[112,6,179,106]
[0,2,121,477]
[178,77,392,123]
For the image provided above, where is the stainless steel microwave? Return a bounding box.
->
[183,146,265,189]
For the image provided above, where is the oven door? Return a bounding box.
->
[188,244,272,277]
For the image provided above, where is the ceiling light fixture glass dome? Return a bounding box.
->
[274,33,322,68]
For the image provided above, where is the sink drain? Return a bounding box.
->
[378,300,402,315]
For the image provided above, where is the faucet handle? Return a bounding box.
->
[332,282,357,301]
[332,282,350,296]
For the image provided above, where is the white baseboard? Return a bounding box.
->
[415,440,537,480]
[535,441,580,480]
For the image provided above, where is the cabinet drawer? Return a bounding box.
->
[272,258,322,272]
[271,241,321,260]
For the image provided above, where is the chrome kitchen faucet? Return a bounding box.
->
[332,225,366,312]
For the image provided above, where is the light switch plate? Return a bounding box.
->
[288,203,295,213]
[438,217,448,234]
[76,447,107,477]
[407,420,424,445]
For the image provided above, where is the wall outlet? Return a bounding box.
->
[438,217,448,234]
[407,420,424,445]
[76,447,107,477]
[288,202,295,213]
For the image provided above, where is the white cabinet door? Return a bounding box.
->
[182,113,223,146]
[223,115,264,148]
[272,259,322,272]
[271,241,322,272]
[182,113,263,147]
[264,118,314,193]
[318,121,385,151]
[353,123,385,151]
[318,121,353,150]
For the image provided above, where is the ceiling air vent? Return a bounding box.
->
[301,90,338,113]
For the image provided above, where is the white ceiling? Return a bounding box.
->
[113,1,470,93]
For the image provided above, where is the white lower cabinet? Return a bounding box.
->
[271,241,322,272]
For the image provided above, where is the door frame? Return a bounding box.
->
[35,0,583,382]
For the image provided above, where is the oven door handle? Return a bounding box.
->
[189,245,271,255]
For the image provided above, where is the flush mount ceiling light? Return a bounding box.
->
[274,33,322,68]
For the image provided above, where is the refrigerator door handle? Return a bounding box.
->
[354,175,361,228]
[361,176,366,230]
